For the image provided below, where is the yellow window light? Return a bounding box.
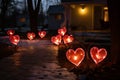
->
[104,6,108,10]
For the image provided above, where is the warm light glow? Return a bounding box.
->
[9,35,20,45]
[10,32,13,35]
[63,35,74,44]
[78,7,87,15]
[61,31,65,35]
[38,31,46,38]
[73,56,78,60]
[19,17,26,22]
[27,32,36,40]
[51,35,62,45]
[7,29,15,36]
[66,48,85,66]
[81,8,85,12]
[11,53,21,66]
[30,36,33,39]
[58,27,67,36]
[90,47,107,64]
[55,39,59,45]
[67,38,71,42]
[96,53,101,59]
[104,7,108,10]
[103,6,109,22]
[15,39,18,42]
[71,4,75,8]
[104,10,109,22]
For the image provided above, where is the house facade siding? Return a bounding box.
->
[62,0,108,31]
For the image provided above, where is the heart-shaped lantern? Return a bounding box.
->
[58,27,67,36]
[90,47,107,64]
[63,35,74,44]
[7,29,15,36]
[9,35,20,45]
[66,48,85,66]
[51,35,62,45]
[27,32,36,40]
[38,31,46,38]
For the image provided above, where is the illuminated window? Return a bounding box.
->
[104,7,109,22]
[55,14,62,20]
[19,17,26,23]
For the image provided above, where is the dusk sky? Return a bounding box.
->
[16,0,61,14]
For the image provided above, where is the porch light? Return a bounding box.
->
[78,5,87,15]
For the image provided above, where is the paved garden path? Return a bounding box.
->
[0,40,76,80]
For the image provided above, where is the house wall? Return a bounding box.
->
[67,3,107,31]
[94,5,103,29]
[70,4,93,31]
[48,14,64,30]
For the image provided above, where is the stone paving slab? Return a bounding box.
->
[18,40,52,47]
[0,40,76,80]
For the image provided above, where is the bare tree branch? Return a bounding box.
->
[35,0,41,13]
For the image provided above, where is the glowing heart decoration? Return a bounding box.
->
[90,47,107,64]
[7,29,15,36]
[27,32,36,40]
[9,35,20,45]
[38,31,46,38]
[66,48,85,66]
[58,27,67,36]
[51,35,62,45]
[63,35,74,44]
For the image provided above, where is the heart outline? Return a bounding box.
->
[58,27,67,36]
[9,35,20,45]
[63,35,74,44]
[90,47,107,64]
[66,48,85,66]
[38,31,46,38]
[51,35,62,45]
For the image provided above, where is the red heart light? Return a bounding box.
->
[63,35,74,44]
[58,27,67,36]
[9,35,20,45]
[51,35,62,45]
[90,47,107,64]
[7,29,15,36]
[66,48,85,66]
[38,31,46,38]
[27,32,36,40]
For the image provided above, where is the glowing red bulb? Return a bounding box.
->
[38,31,46,38]
[90,47,107,64]
[7,29,15,36]
[63,35,74,44]
[9,35,20,45]
[27,32,36,40]
[66,48,85,66]
[58,27,67,36]
[51,35,62,45]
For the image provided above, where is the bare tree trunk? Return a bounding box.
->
[27,0,41,34]
[107,0,120,64]
[0,0,11,31]
[29,12,38,33]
